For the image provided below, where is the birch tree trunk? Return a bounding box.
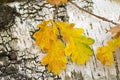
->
[0,0,120,80]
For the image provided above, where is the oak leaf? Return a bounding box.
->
[71,42,93,65]
[33,20,58,52]
[56,21,94,64]
[108,24,120,38]
[41,40,67,74]
[97,26,120,65]
[33,20,94,74]
[46,0,67,5]
[96,38,120,65]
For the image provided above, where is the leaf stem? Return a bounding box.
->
[69,1,119,25]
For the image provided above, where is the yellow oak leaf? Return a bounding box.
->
[56,21,94,64]
[96,38,120,65]
[33,20,94,74]
[33,20,67,74]
[64,39,75,56]
[33,20,58,52]
[46,0,67,6]
[96,46,114,65]
[56,21,84,42]
[71,42,93,65]
[41,40,67,74]
[107,38,120,51]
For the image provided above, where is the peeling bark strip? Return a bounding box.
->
[0,0,120,80]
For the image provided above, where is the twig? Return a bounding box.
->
[69,1,119,25]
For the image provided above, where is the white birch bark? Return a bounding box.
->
[0,0,120,80]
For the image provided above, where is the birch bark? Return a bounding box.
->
[0,0,120,80]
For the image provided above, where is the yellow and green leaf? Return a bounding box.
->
[71,42,93,65]
[56,21,94,64]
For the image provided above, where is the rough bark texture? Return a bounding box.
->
[0,0,120,80]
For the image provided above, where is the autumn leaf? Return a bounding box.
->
[46,0,67,6]
[108,24,120,38]
[33,20,58,52]
[41,40,67,74]
[56,21,94,64]
[55,22,84,42]
[33,20,67,74]
[71,42,93,65]
[96,38,120,65]
[33,20,94,74]
[97,27,120,66]
[108,24,120,34]
[96,46,114,65]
